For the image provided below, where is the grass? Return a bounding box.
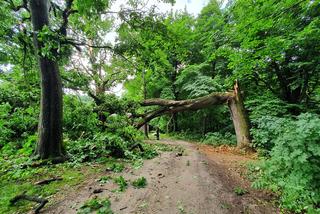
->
[0,154,128,214]
[131,177,147,188]
[0,141,173,213]
[177,201,186,214]
[106,162,125,173]
[0,163,87,214]
[99,175,112,184]
[234,186,248,196]
[77,198,113,214]
[113,176,128,192]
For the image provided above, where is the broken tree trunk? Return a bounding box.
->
[227,81,251,149]
[137,82,251,149]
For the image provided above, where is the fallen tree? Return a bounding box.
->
[136,81,251,149]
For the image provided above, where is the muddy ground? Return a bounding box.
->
[42,139,277,214]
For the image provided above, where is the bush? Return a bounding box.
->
[65,134,111,163]
[253,113,320,213]
[63,95,99,140]
[0,79,39,149]
[250,116,292,153]
[170,130,203,141]
[201,132,236,146]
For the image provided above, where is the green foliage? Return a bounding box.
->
[248,93,302,153]
[169,130,203,142]
[227,0,320,105]
[78,198,113,214]
[175,63,226,99]
[245,93,293,121]
[253,113,320,212]
[132,177,147,188]
[106,162,125,173]
[1,1,320,213]
[0,161,86,214]
[65,135,110,163]
[113,176,128,192]
[234,187,248,196]
[201,132,236,147]
[0,72,39,149]
[99,176,112,184]
[63,95,99,140]
[250,116,290,153]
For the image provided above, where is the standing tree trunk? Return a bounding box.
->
[30,0,64,159]
[228,81,251,149]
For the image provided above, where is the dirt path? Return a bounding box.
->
[43,139,276,214]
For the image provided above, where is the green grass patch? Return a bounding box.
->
[234,186,248,196]
[113,176,127,192]
[77,198,113,214]
[106,162,125,173]
[131,177,147,188]
[0,162,86,214]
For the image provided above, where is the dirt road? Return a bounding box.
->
[43,139,276,214]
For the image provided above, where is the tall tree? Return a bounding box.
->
[30,0,64,159]
[226,0,320,107]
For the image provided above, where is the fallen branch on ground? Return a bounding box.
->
[129,143,144,152]
[10,193,48,214]
[34,177,63,185]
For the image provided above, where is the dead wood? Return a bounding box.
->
[10,193,48,214]
[34,177,63,185]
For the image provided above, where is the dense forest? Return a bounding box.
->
[1,0,320,213]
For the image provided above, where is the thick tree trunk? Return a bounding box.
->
[227,81,251,149]
[30,0,64,159]
[137,83,252,149]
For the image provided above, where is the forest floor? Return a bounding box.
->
[42,139,277,214]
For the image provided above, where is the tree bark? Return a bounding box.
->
[227,81,251,149]
[30,0,64,159]
[137,83,252,149]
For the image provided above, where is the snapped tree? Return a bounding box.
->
[137,81,251,149]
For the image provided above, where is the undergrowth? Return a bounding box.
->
[0,137,172,213]
[132,177,147,188]
[168,131,236,147]
[77,198,113,214]
[250,113,320,213]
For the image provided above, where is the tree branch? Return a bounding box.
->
[10,193,48,214]
[59,0,77,36]
[136,92,234,128]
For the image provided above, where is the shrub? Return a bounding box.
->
[250,116,291,153]
[63,95,99,140]
[201,132,236,146]
[253,113,320,212]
